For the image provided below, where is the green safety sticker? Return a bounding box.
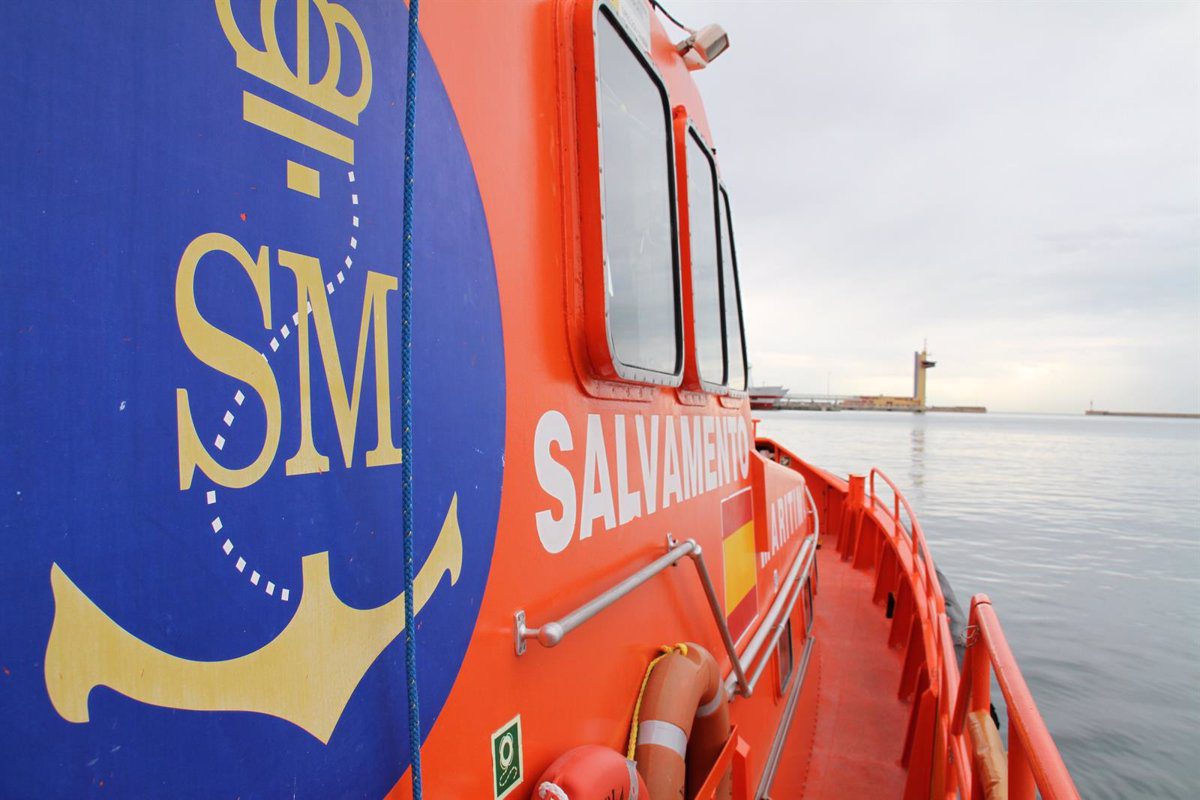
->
[490,714,524,800]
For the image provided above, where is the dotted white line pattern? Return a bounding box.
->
[195,169,364,602]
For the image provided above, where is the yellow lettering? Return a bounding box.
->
[278,251,402,473]
[175,233,281,490]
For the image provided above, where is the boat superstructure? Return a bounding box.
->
[0,1,1076,798]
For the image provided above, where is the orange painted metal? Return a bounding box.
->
[756,441,1074,799]
[693,726,743,800]
[951,597,1082,800]
[749,449,809,553]
[402,4,808,796]
[393,2,1075,795]
[798,550,908,799]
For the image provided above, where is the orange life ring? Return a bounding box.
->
[631,643,732,800]
[534,744,648,800]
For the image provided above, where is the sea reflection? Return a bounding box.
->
[909,420,925,491]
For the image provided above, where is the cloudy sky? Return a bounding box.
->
[669,1,1198,413]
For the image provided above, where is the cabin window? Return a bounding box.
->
[718,188,747,391]
[596,8,680,378]
[776,618,795,695]
[686,130,724,386]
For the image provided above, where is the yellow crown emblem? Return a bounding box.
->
[216,0,373,124]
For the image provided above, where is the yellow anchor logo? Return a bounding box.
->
[44,495,463,744]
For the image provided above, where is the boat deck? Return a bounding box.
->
[800,537,910,799]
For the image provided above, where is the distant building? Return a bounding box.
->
[842,348,936,412]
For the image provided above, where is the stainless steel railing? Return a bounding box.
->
[514,535,751,697]
[514,484,821,703]
[722,484,819,698]
[513,537,695,652]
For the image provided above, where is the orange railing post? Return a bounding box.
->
[842,474,865,561]
[1009,718,1036,800]
[693,727,743,800]
[949,595,1080,800]
[732,736,752,800]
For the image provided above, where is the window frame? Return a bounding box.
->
[675,116,740,396]
[684,124,727,392]
[718,184,749,394]
[573,0,684,388]
[775,617,795,697]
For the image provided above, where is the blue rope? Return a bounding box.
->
[400,0,423,796]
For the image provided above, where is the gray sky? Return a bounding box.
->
[669,0,1199,413]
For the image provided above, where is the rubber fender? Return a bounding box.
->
[967,709,1008,800]
[534,744,648,800]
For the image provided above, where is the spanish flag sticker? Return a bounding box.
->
[722,488,758,643]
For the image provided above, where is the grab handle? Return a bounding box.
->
[514,536,752,697]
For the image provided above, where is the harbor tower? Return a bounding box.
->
[913,348,937,408]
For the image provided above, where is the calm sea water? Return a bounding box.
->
[756,409,1200,799]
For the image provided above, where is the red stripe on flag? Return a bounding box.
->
[726,587,758,642]
[722,489,753,538]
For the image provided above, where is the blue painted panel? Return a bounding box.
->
[0,2,504,797]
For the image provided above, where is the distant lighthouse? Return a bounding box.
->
[913,345,937,409]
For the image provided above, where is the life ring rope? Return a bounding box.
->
[626,642,690,761]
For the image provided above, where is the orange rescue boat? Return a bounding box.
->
[0,1,1079,798]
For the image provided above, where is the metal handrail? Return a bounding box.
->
[758,450,1073,796]
[867,466,967,791]
[950,596,1080,800]
[740,539,813,695]
[514,536,751,697]
[723,484,820,699]
[869,468,946,617]
[865,465,1075,797]
[754,635,816,797]
[867,465,952,720]
[515,485,822,705]
[514,538,694,652]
